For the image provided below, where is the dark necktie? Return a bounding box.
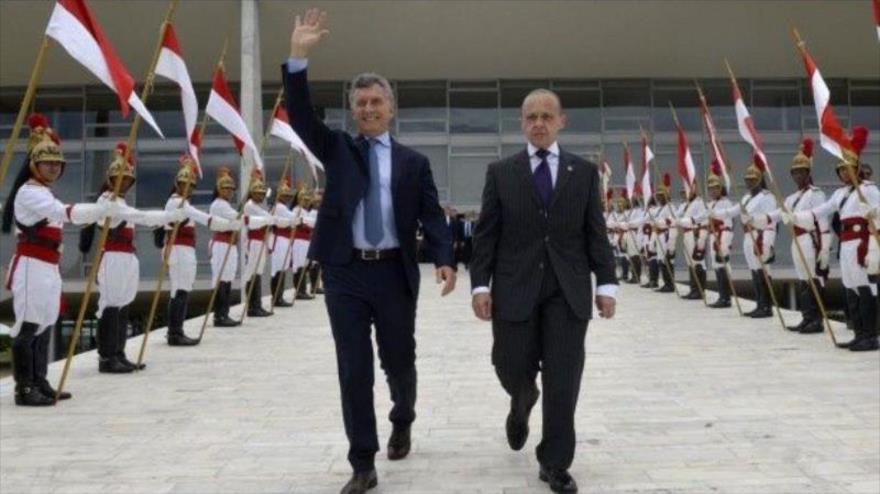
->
[534,148,553,208]
[364,138,384,246]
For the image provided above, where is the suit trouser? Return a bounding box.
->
[323,258,417,473]
[492,267,588,471]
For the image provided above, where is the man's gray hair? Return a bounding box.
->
[521,88,562,112]
[348,72,395,108]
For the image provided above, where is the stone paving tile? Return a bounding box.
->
[1,269,878,493]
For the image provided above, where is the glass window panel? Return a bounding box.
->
[557,89,600,132]
[751,81,801,131]
[449,155,492,205]
[450,90,498,134]
[602,82,650,131]
[851,84,880,130]
[397,81,447,134]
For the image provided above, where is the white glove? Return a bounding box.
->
[865,207,879,221]
[780,212,793,225]
[740,213,752,225]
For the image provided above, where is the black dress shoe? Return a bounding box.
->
[296,292,315,300]
[656,285,674,293]
[749,307,773,318]
[708,299,731,309]
[849,338,879,352]
[682,292,702,300]
[118,356,146,371]
[214,316,241,327]
[37,380,71,400]
[798,320,824,334]
[167,334,200,346]
[99,358,134,374]
[506,387,539,451]
[339,469,377,494]
[247,307,272,317]
[786,319,808,332]
[539,466,578,493]
[836,339,855,349]
[387,425,411,460]
[14,385,55,407]
[274,299,293,308]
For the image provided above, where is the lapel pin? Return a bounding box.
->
[567,166,573,172]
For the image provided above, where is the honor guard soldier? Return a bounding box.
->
[702,165,736,308]
[784,128,879,351]
[768,139,830,333]
[85,143,186,373]
[208,167,242,327]
[639,196,661,288]
[653,175,678,293]
[712,159,779,318]
[164,156,240,345]
[270,177,298,307]
[605,194,628,281]
[243,169,276,317]
[624,196,644,284]
[2,114,117,405]
[676,183,708,300]
[291,186,317,299]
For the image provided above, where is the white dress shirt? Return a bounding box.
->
[351,131,400,249]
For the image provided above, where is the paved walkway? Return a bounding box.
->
[1,267,878,494]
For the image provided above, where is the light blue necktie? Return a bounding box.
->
[364,138,384,246]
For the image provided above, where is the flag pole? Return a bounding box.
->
[196,86,286,340]
[270,154,307,311]
[694,82,744,317]
[135,37,229,368]
[621,140,651,285]
[0,37,51,188]
[720,61,789,332]
[667,103,709,306]
[56,0,180,398]
[644,137,684,298]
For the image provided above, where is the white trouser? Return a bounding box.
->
[708,230,734,269]
[244,239,266,279]
[168,245,197,295]
[97,252,139,316]
[8,256,60,337]
[623,231,639,257]
[791,234,818,281]
[271,236,293,275]
[210,241,238,284]
[683,230,707,268]
[841,239,877,294]
[661,229,678,257]
[743,230,776,272]
[292,239,310,270]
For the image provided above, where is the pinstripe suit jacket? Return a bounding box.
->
[470,148,617,321]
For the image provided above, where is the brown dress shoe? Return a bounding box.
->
[339,469,377,494]
[387,425,411,460]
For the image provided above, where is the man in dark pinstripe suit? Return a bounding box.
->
[470,89,618,493]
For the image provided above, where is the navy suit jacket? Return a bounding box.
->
[282,66,453,296]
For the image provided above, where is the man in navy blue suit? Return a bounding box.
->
[284,9,456,494]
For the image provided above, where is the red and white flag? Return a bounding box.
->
[640,135,654,200]
[729,73,772,181]
[698,96,732,191]
[873,0,880,42]
[205,68,263,170]
[624,145,636,200]
[154,23,200,174]
[675,125,697,196]
[798,45,853,160]
[599,158,612,201]
[269,106,324,179]
[45,0,163,137]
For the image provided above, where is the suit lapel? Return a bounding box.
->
[517,149,543,209]
[550,150,574,209]
[349,136,370,176]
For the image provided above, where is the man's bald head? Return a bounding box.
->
[521,89,566,150]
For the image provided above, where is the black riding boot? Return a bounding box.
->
[34,327,71,400]
[848,286,879,351]
[12,323,54,406]
[167,291,199,346]
[628,257,641,284]
[619,256,630,281]
[272,272,293,307]
[750,272,773,318]
[309,264,323,294]
[117,306,145,370]
[837,290,864,348]
[214,282,241,326]
[709,268,732,308]
[744,271,762,317]
[797,281,824,334]
[247,275,272,317]
[98,307,131,373]
[656,258,674,293]
[294,268,314,300]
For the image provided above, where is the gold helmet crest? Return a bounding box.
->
[248,168,267,196]
[790,138,814,172]
[106,142,135,181]
[176,153,199,186]
[216,166,236,190]
[836,127,868,173]
[277,175,295,199]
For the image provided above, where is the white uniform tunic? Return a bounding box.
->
[209,198,239,284]
[292,206,317,270]
[677,197,709,268]
[653,203,678,257]
[767,187,830,282]
[243,199,272,280]
[7,182,106,337]
[715,189,778,272]
[796,183,880,293]
[696,197,735,269]
[164,194,212,295]
[623,208,644,258]
[271,202,299,275]
[96,192,172,316]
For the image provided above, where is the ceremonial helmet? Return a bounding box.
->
[297,184,313,207]
[654,173,671,199]
[27,113,65,181]
[216,166,236,190]
[836,126,868,173]
[277,175,295,200]
[744,155,763,181]
[790,137,814,172]
[176,153,199,186]
[248,169,268,196]
[106,142,135,182]
[707,160,723,189]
